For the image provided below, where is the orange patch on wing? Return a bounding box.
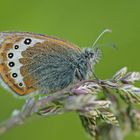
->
[0,64,36,96]
[0,40,37,96]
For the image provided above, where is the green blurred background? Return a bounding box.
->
[0,0,140,140]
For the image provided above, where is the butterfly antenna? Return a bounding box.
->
[91,29,112,81]
[92,29,112,48]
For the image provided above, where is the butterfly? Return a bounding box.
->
[0,29,110,97]
[0,29,111,138]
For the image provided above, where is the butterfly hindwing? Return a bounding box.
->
[0,32,81,96]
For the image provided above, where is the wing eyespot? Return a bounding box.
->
[24,38,32,45]
[19,82,23,87]
[8,62,15,67]
[8,53,14,59]
[14,45,19,49]
[12,73,18,78]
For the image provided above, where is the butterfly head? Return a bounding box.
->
[75,29,112,80]
[75,48,101,81]
[84,47,101,60]
[81,29,112,76]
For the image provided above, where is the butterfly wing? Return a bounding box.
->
[0,32,81,96]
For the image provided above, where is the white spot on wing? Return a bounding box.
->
[7,37,44,88]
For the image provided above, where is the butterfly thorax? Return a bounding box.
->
[75,48,101,80]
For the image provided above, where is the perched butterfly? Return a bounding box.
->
[0,29,111,97]
[0,29,111,138]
